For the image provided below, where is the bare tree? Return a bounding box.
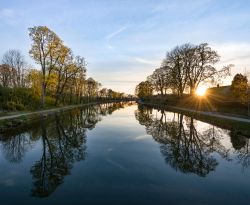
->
[187,43,231,94]
[2,49,26,87]
[161,43,232,96]
[162,44,190,97]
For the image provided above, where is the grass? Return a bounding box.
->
[139,100,250,137]
[141,89,249,118]
[0,99,134,133]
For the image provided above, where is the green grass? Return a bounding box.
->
[141,90,249,117]
[139,100,250,137]
[0,99,134,133]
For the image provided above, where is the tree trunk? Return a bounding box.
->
[160,88,164,96]
[70,88,73,104]
[190,86,196,95]
[41,81,45,108]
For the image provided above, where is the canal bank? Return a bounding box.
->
[0,100,134,132]
[138,101,250,136]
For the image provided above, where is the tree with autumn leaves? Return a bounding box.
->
[28,26,87,107]
[0,26,125,111]
[231,73,249,103]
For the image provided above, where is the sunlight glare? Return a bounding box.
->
[196,86,207,96]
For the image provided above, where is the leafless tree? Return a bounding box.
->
[162,44,190,96]
[161,43,232,95]
[2,49,26,87]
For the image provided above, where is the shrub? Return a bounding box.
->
[0,87,40,111]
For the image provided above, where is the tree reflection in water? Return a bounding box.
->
[0,132,33,163]
[135,105,250,177]
[231,132,250,170]
[0,102,132,197]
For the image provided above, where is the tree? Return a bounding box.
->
[29,26,64,107]
[27,69,43,96]
[85,77,100,99]
[53,48,87,105]
[231,73,248,102]
[162,44,189,97]
[72,56,87,103]
[147,66,173,96]
[0,64,12,87]
[2,49,26,87]
[186,43,231,94]
[0,26,130,111]
[135,81,153,98]
[99,88,108,98]
[162,43,232,96]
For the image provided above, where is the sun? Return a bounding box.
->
[195,86,207,96]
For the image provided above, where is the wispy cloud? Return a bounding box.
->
[105,26,127,41]
[151,0,212,13]
[107,44,113,49]
[134,134,150,141]
[105,26,127,49]
[151,3,176,13]
[212,42,250,85]
[0,0,250,93]
[134,57,159,65]
[213,42,250,66]
[0,8,17,25]
[0,9,14,18]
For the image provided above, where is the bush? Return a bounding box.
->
[2,101,16,111]
[45,96,56,107]
[0,86,40,111]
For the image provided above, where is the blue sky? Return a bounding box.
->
[1,0,250,93]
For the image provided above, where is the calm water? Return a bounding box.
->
[0,102,250,205]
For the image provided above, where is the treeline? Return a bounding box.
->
[0,26,129,111]
[135,43,232,98]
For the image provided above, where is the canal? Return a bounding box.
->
[0,102,250,205]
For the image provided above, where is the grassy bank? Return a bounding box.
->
[139,101,250,137]
[0,99,134,133]
[140,93,250,118]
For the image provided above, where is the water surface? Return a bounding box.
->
[0,102,250,205]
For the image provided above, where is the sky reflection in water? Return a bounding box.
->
[0,102,250,205]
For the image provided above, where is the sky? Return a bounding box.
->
[0,0,250,94]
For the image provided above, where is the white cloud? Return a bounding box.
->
[134,57,159,65]
[134,134,150,141]
[211,42,250,85]
[0,9,14,18]
[151,3,177,13]
[105,26,127,49]
[0,8,16,25]
[213,42,250,71]
[107,44,113,49]
[105,26,127,41]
